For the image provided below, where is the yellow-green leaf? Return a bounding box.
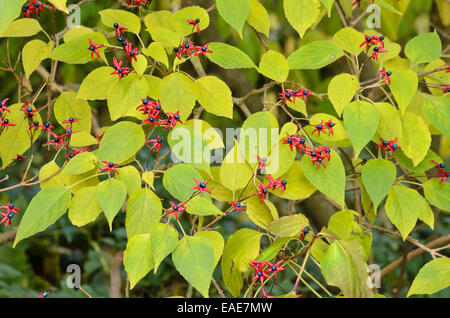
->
[22,40,53,79]
[195,76,233,119]
[259,50,289,83]
[124,234,155,289]
[159,72,196,122]
[400,112,431,166]
[0,18,42,38]
[95,179,127,230]
[126,188,162,239]
[216,0,251,39]
[247,0,270,37]
[283,0,320,38]
[68,186,102,227]
[328,73,359,116]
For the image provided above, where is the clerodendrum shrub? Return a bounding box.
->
[0,0,449,298]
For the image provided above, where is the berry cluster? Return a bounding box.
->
[360,34,388,61]
[379,70,392,85]
[377,138,400,152]
[22,0,44,18]
[279,89,311,105]
[1,96,95,164]
[174,42,213,61]
[0,203,20,229]
[249,260,285,298]
[126,0,152,8]
[137,98,182,131]
[0,98,15,131]
[39,291,50,298]
[430,160,448,184]
[312,120,335,137]
[284,132,332,169]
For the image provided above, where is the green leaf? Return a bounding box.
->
[343,101,380,157]
[184,119,225,150]
[63,26,93,42]
[288,40,344,70]
[142,171,154,188]
[268,214,309,238]
[247,0,270,37]
[267,161,317,200]
[0,103,42,169]
[328,73,359,116]
[321,239,373,298]
[407,258,450,297]
[126,188,162,240]
[245,196,278,230]
[97,121,145,164]
[159,72,196,122]
[259,50,289,83]
[375,102,402,140]
[238,111,279,166]
[390,70,418,114]
[48,0,69,13]
[95,179,127,230]
[186,197,224,217]
[70,132,98,148]
[219,140,254,193]
[0,18,42,38]
[147,26,182,48]
[172,236,216,298]
[361,159,397,211]
[207,42,257,70]
[0,0,26,36]
[14,186,71,247]
[77,67,119,101]
[22,40,53,79]
[132,55,147,77]
[385,185,434,241]
[327,210,372,260]
[99,9,141,34]
[257,237,295,262]
[54,92,92,133]
[216,0,251,38]
[333,27,365,56]
[320,0,335,17]
[62,152,97,175]
[49,32,109,64]
[142,42,169,68]
[171,6,210,37]
[405,32,442,64]
[221,229,262,297]
[168,124,211,174]
[400,112,431,166]
[301,149,346,208]
[422,95,450,138]
[107,73,149,120]
[124,234,154,289]
[68,186,102,227]
[163,164,210,202]
[194,231,225,268]
[144,10,182,48]
[283,0,320,38]
[116,166,141,195]
[423,178,450,212]
[195,76,233,119]
[150,223,179,273]
[394,149,441,174]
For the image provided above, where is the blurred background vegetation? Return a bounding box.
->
[0,0,448,298]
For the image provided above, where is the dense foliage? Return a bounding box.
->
[0,0,449,298]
